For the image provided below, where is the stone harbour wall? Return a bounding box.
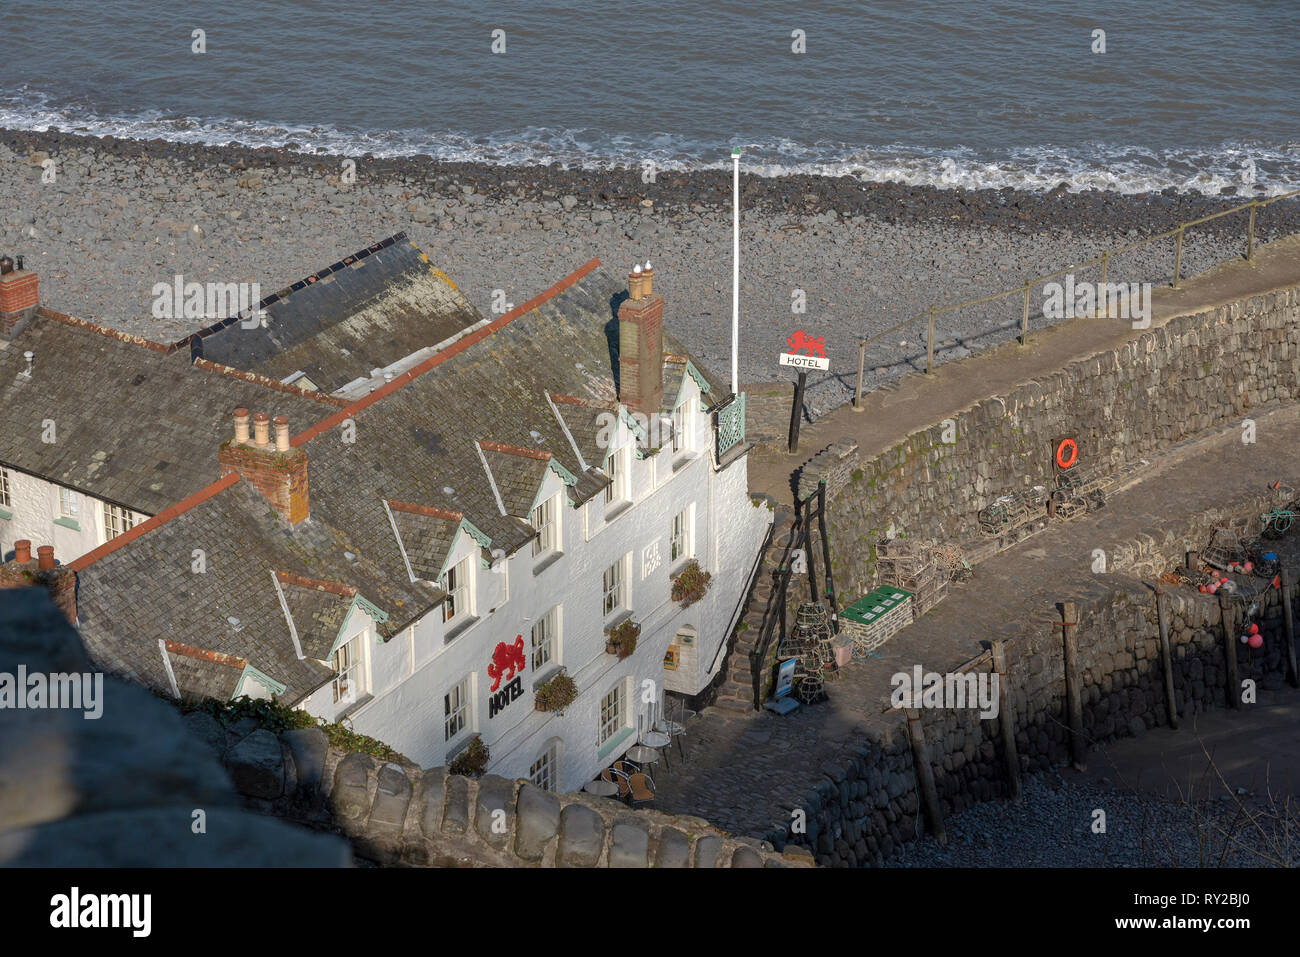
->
[797,287,1300,590]
[770,568,1297,867]
[183,710,814,868]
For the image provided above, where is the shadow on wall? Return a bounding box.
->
[0,589,350,867]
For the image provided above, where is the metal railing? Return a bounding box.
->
[854,187,1300,380]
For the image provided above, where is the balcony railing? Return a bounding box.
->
[714,392,746,460]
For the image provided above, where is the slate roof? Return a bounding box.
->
[192,234,485,395]
[75,478,442,702]
[72,253,736,705]
[0,313,337,515]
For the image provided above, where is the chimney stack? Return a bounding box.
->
[218,409,310,525]
[1,541,76,624]
[0,253,39,340]
[618,261,665,415]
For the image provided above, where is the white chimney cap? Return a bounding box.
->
[644,260,652,270]
[632,264,642,274]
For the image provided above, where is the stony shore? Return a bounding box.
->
[4,127,1296,414]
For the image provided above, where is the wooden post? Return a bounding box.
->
[925,309,936,374]
[1246,202,1257,262]
[990,641,1021,802]
[1020,282,1031,344]
[905,708,947,845]
[802,520,818,610]
[852,338,866,412]
[1153,583,1179,730]
[787,371,807,454]
[1172,226,1184,288]
[817,481,837,632]
[1219,590,1240,710]
[1060,601,1086,771]
[1281,567,1297,689]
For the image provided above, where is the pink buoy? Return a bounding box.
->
[1244,561,1254,573]
[1248,634,1264,649]
[1249,623,1260,635]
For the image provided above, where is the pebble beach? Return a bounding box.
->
[4,128,1296,416]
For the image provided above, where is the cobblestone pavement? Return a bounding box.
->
[652,403,1300,840]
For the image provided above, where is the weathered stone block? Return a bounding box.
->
[474,775,516,848]
[514,784,560,862]
[557,803,604,867]
[226,729,285,800]
[609,823,650,867]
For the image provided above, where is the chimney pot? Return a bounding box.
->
[37,545,55,570]
[233,407,250,444]
[0,256,12,276]
[642,261,654,296]
[274,415,290,452]
[253,411,270,447]
[13,540,31,563]
[628,266,644,301]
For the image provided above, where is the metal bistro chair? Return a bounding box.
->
[654,697,694,765]
[627,770,656,805]
[600,765,633,801]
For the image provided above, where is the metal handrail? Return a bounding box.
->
[857,187,1300,373]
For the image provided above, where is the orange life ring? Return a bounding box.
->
[1055,438,1078,470]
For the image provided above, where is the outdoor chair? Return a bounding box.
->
[600,767,632,800]
[628,771,656,804]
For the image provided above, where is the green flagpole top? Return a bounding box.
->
[732,147,742,156]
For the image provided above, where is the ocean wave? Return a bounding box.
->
[1,91,1296,198]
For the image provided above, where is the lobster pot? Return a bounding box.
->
[877,538,946,617]
[840,587,913,657]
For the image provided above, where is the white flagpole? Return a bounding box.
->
[731,147,741,397]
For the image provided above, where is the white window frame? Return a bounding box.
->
[529,740,560,793]
[672,401,690,454]
[59,487,79,518]
[602,557,625,617]
[670,507,692,564]
[331,631,368,705]
[531,494,559,557]
[0,467,10,508]
[603,447,628,505]
[598,681,625,748]
[102,503,136,543]
[442,555,472,623]
[444,675,470,741]
[531,605,559,671]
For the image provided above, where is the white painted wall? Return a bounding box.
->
[0,465,148,563]
[288,379,771,791]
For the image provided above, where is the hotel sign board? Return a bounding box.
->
[779,352,830,371]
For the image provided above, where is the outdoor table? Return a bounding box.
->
[639,730,670,749]
[626,744,660,767]
[654,718,687,762]
[582,779,619,797]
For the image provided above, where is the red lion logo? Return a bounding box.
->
[487,635,526,692]
[786,330,825,357]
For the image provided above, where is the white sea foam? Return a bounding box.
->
[1,91,1296,198]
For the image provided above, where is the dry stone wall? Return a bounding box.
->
[798,287,1300,589]
[769,565,1297,867]
[190,711,815,868]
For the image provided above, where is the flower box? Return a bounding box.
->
[604,620,640,659]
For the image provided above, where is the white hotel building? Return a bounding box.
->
[0,236,769,793]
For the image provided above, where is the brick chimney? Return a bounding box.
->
[618,260,664,415]
[0,540,77,624]
[0,254,39,340]
[218,409,309,525]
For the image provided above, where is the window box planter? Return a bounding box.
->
[604,620,640,659]
[534,669,578,714]
[448,734,489,778]
[671,559,712,608]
